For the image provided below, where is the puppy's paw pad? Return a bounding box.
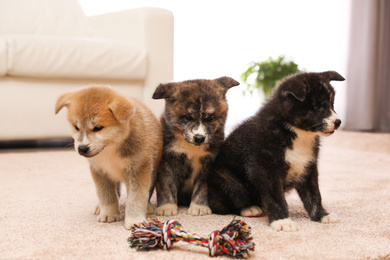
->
[188,203,212,216]
[270,218,299,232]
[241,206,263,217]
[125,217,145,230]
[155,204,178,216]
[147,203,156,214]
[322,213,338,223]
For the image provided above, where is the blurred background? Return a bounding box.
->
[2,0,387,148]
[78,0,351,132]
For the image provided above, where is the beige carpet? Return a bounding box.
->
[1,131,390,260]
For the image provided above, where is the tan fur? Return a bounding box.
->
[168,133,211,159]
[169,133,212,193]
[55,86,162,229]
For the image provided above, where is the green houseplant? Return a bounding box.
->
[240,56,300,97]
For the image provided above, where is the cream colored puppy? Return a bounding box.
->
[55,86,162,229]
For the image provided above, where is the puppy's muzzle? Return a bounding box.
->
[193,134,206,145]
[328,119,341,133]
[334,119,341,129]
[322,111,342,134]
[78,145,90,156]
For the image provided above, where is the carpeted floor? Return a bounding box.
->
[1,131,389,259]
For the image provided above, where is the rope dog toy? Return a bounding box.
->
[128,218,255,258]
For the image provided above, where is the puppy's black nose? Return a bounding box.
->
[194,135,205,145]
[78,145,89,155]
[334,119,341,129]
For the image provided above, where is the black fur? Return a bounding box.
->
[208,71,344,226]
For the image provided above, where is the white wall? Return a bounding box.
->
[79,0,351,132]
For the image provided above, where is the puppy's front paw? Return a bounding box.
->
[147,203,156,214]
[321,213,338,223]
[188,203,212,216]
[241,206,263,217]
[125,216,145,230]
[96,204,121,223]
[270,218,299,232]
[97,212,121,223]
[155,203,178,216]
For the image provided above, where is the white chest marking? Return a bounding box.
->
[285,127,316,182]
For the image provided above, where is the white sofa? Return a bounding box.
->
[0,0,173,141]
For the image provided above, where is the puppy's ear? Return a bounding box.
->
[321,71,345,82]
[55,92,73,114]
[109,97,135,124]
[214,76,240,92]
[152,82,177,100]
[282,83,307,102]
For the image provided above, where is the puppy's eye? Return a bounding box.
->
[182,114,194,122]
[74,125,79,131]
[93,126,104,132]
[313,102,322,110]
[204,114,215,122]
[314,100,328,110]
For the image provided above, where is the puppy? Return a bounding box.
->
[55,86,162,229]
[152,77,239,216]
[208,71,345,231]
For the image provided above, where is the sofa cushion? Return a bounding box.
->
[1,35,147,80]
[0,0,90,36]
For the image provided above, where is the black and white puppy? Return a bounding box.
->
[208,71,344,231]
[153,77,239,216]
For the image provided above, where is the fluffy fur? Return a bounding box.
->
[55,86,162,229]
[152,77,239,216]
[208,71,345,231]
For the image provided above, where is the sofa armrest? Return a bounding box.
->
[87,7,173,117]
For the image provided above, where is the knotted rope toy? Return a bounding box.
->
[128,218,255,258]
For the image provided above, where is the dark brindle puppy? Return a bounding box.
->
[153,77,239,216]
[208,71,344,231]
